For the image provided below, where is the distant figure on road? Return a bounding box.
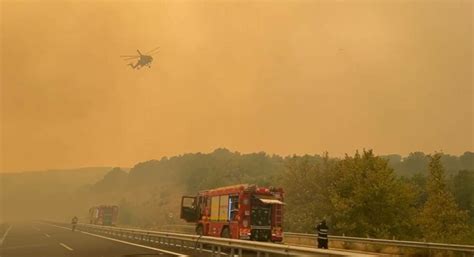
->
[316,219,329,249]
[71,216,78,231]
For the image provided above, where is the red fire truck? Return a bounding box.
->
[89,205,119,226]
[180,184,284,242]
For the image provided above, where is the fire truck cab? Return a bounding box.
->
[180,184,284,242]
[89,205,119,226]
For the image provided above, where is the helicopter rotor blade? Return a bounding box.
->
[146,50,160,56]
[123,57,140,60]
[145,47,160,55]
[147,49,160,55]
[120,55,140,61]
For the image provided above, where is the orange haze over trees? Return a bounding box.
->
[1,0,473,173]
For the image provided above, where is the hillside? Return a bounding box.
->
[0,167,113,222]
[1,149,472,243]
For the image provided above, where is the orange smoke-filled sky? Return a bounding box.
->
[1,0,472,172]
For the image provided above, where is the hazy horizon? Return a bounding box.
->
[1,0,473,173]
[1,148,473,174]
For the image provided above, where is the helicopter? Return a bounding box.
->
[120,47,160,69]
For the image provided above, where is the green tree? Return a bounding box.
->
[92,167,128,193]
[405,173,428,209]
[418,153,469,243]
[459,151,474,171]
[381,154,403,175]
[400,152,429,177]
[280,154,334,232]
[328,150,416,239]
[452,170,474,219]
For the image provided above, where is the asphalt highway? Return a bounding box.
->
[0,222,189,257]
[1,222,364,257]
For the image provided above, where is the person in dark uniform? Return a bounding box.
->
[71,216,78,231]
[316,219,329,249]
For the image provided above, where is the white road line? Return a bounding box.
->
[44,233,51,238]
[40,222,187,256]
[0,243,50,250]
[38,222,71,231]
[80,231,188,257]
[32,226,41,231]
[59,242,74,251]
[0,225,13,246]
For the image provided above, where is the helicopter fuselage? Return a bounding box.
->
[122,47,159,69]
[131,55,153,69]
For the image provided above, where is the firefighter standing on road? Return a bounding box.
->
[71,216,78,232]
[316,219,329,249]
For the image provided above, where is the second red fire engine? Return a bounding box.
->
[89,205,119,226]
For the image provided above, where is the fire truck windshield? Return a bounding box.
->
[182,197,195,208]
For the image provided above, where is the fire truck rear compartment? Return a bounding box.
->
[250,205,271,241]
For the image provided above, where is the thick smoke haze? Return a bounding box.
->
[1,0,473,172]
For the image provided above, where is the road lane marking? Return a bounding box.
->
[38,222,72,231]
[44,233,51,238]
[59,242,74,251]
[32,226,41,231]
[0,243,50,250]
[0,225,13,246]
[41,222,223,256]
[80,231,188,257]
[41,222,187,256]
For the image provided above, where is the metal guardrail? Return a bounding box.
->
[46,221,374,257]
[284,232,474,254]
[90,223,474,255]
[116,224,474,255]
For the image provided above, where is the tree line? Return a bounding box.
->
[90,149,473,244]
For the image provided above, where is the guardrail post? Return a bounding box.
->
[238,248,242,257]
[217,246,222,257]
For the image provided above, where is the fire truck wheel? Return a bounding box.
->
[221,227,231,238]
[196,225,203,236]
